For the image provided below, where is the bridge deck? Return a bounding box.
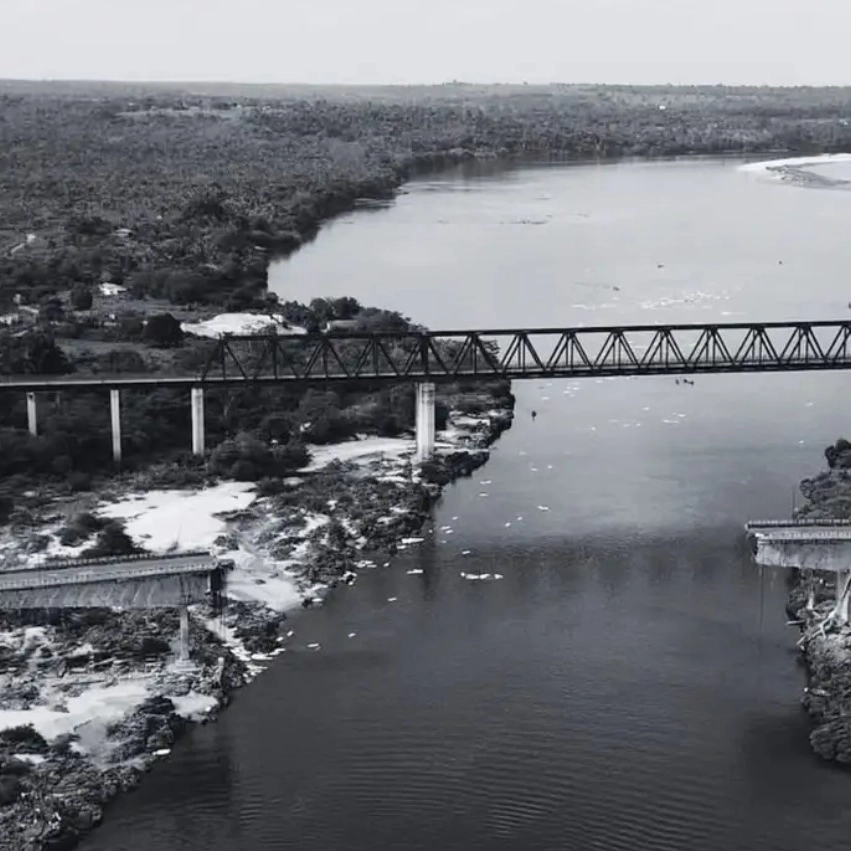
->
[5,320,851,390]
[0,553,217,592]
[745,519,851,529]
[746,520,851,572]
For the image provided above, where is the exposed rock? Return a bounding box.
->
[0,396,516,850]
[790,459,851,765]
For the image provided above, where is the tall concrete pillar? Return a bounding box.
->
[109,388,122,464]
[837,570,851,624]
[191,386,205,456]
[26,392,37,437]
[179,606,190,661]
[415,382,436,462]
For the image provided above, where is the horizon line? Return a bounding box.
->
[1,77,850,91]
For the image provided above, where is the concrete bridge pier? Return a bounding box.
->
[191,387,205,455]
[837,570,851,624]
[110,388,122,463]
[179,605,190,661]
[415,382,435,462]
[26,392,37,437]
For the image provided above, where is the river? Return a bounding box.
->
[80,157,851,850]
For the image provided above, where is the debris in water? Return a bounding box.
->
[461,549,472,556]
[537,505,550,511]
[387,597,398,603]
[406,568,424,575]
[478,492,489,497]
[348,632,357,639]
[286,630,295,638]
[504,522,511,527]
[480,480,492,485]
[307,643,321,650]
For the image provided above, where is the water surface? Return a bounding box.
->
[81,158,851,851]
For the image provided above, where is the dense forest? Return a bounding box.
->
[1,82,848,496]
[3,83,851,311]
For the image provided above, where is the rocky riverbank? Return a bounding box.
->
[784,447,851,764]
[0,398,513,851]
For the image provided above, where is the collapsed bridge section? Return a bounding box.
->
[0,551,231,660]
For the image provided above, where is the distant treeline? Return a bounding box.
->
[2,85,851,314]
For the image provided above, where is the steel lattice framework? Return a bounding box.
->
[4,320,851,390]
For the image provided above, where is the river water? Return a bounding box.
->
[81,158,851,850]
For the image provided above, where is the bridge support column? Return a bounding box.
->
[837,570,851,624]
[109,389,122,464]
[179,605,190,661]
[415,382,436,462]
[191,387,205,456]
[26,392,37,437]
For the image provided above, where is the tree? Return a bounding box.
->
[70,285,93,311]
[38,296,64,323]
[143,313,184,348]
[0,331,72,375]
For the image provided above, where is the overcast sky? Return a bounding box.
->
[2,0,848,87]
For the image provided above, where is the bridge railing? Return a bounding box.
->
[197,321,851,382]
[3,320,851,389]
[0,560,219,591]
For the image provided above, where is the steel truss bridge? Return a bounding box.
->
[4,320,851,391]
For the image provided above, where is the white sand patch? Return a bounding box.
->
[168,692,218,721]
[181,312,307,338]
[739,153,851,174]
[14,753,46,764]
[220,548,304,612]
[303,436,413,471]
[97,482,256,552]
[0,680,150,742]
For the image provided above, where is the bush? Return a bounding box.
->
[70,285,93,310]
[826,438,851,470]
[68,472,92,492]
[58,511,106,546]
[143,313,184,348]
[0,724,49,754]
[83,520,138,557]
[0,775,22,806]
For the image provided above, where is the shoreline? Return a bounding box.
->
[738,153,851,191]
[0,398,514,850]
[784,454,851,764]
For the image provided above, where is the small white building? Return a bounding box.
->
[99,282,127,297]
